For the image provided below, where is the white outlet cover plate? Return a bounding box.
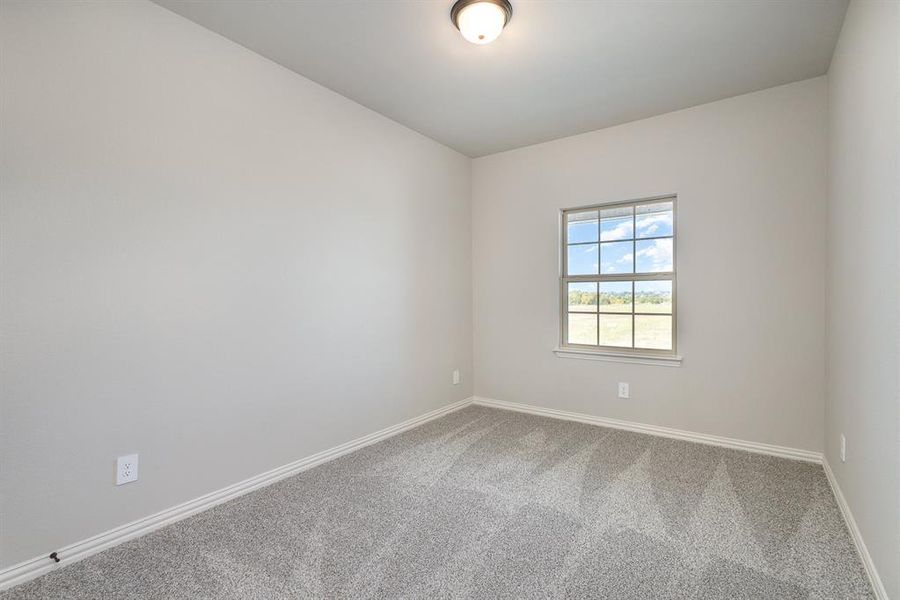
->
[116,454,139,485]
[618,382,630,399]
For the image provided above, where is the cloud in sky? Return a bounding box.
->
[636,213,672,238]
[635,238,673,271]
[601,221,633,241]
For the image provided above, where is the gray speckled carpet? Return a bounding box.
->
[2,405,873,599]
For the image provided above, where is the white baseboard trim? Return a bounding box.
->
[822,459,889,600]
[0,396,474,592]
[472,396,823,463]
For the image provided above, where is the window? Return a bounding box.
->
[560,196,677,359]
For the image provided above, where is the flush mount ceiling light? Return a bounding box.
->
[450,0,513,45]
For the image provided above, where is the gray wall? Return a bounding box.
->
[826,1,900,596]
[0,1,472,567]
[472,78,827,453]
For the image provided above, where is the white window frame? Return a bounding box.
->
[556,195,681,366]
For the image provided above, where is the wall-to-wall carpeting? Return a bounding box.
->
[1,406,872,599]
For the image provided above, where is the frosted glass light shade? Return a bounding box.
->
[452,0,511,45]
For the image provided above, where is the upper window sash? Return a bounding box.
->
[562,196,676,279]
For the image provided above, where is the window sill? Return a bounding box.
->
[553,347,682,367]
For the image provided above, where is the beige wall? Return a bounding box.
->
[473,77,827,452]
[826,1,900,596]
[0,1,472,567]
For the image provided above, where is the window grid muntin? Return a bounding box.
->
[561,196,676,355]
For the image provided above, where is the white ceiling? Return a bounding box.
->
[154,0,848,157]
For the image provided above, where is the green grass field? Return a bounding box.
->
[567,305,672,349]
[568,301,672,313]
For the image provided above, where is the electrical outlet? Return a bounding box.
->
[618,382,630,399]
[452,369,460,385]
[116,454,139,485]
[840,434,846,462]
